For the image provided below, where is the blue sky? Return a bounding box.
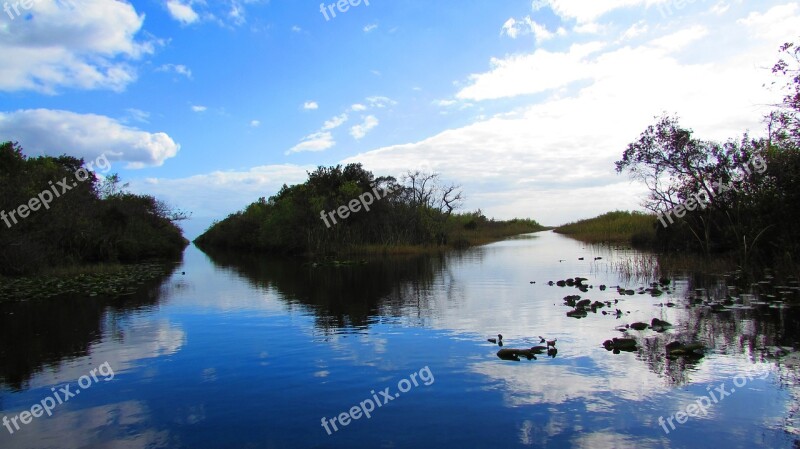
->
[1,0,798,238]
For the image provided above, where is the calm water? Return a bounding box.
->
[1,231,798,449]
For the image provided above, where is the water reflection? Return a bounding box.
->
[200,231,799,447]
[0,265,180,390]
[0,264,183,449]
[0,232,797,448]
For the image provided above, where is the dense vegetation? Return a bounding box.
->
[0,142,188,276]
[614,41,800,268]
[554,211,657,246]
[195,165,548,255]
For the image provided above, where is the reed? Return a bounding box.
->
[554,211,657,245]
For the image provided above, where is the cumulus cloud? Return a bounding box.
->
[166,0,199,24]
[322,113,349,130]
[286,131,335,154]
[133,164,311,220]
[350,115,379,140]
[543,0,670,24]
[339,4,795,224]
[501,17,565,41]
[191,105,208,112]
[303,101,319,110]
[288,96,393,153]
[456,42,605,101]
[0,0,151,93]
[0,109,180,168]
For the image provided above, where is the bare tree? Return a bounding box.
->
[401,170,464,215]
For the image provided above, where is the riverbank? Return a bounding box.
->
[345,225,552,255]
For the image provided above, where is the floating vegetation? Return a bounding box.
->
[0,262,174,302]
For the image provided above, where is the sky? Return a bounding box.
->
[1,0,798,238]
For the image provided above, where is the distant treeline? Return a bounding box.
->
[0,142,188,276]
[612,41,800,267]
[195,164,548,255]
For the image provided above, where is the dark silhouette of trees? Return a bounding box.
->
[0,142,188,275]
[194,164,543,255]
[616,40,800,267]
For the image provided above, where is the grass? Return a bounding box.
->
[554,211,657,246]
[346,218,551,255]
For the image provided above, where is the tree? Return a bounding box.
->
[771,41,800,145]
[615,116,768,257]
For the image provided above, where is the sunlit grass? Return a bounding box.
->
[554,211,657,245]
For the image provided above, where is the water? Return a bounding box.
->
[0,231,797,448]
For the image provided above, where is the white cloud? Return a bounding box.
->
[0,0,151,93]
[650,25,709,52]
[502,16,563,42]
[337,6,795,225]
[545,0,669,24]
[435,99,458,107]
[502,18,523,39]
[229,1,247,25]
[456,42,605,101]
[292,25,302,32]
[303,101,319,110]
[133,164,312,228]
[532,0,549,11]
[286,131,335,154]
[350,115,379,140]
[157,64,193,79]
[364,24,378,33]
[366,96,397,108]
[250,120,261,127]
[163,0,261,27]
[166,0,199,24]
[0,109,180,168]
[88,1,800,231]
[286,110,357,154]
[620,21,648,40]
[574,21,607,34]
[322,113,349,130]
[710,2,731,15]
[737,3,800,42]
[125,108,151,124]
[191,105,208,112]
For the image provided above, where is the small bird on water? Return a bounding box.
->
[488,334,503,344]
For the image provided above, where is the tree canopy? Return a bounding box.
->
[0,142,188,275]
[616,40,800,266]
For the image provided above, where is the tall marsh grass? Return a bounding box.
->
[554,211,657,246]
